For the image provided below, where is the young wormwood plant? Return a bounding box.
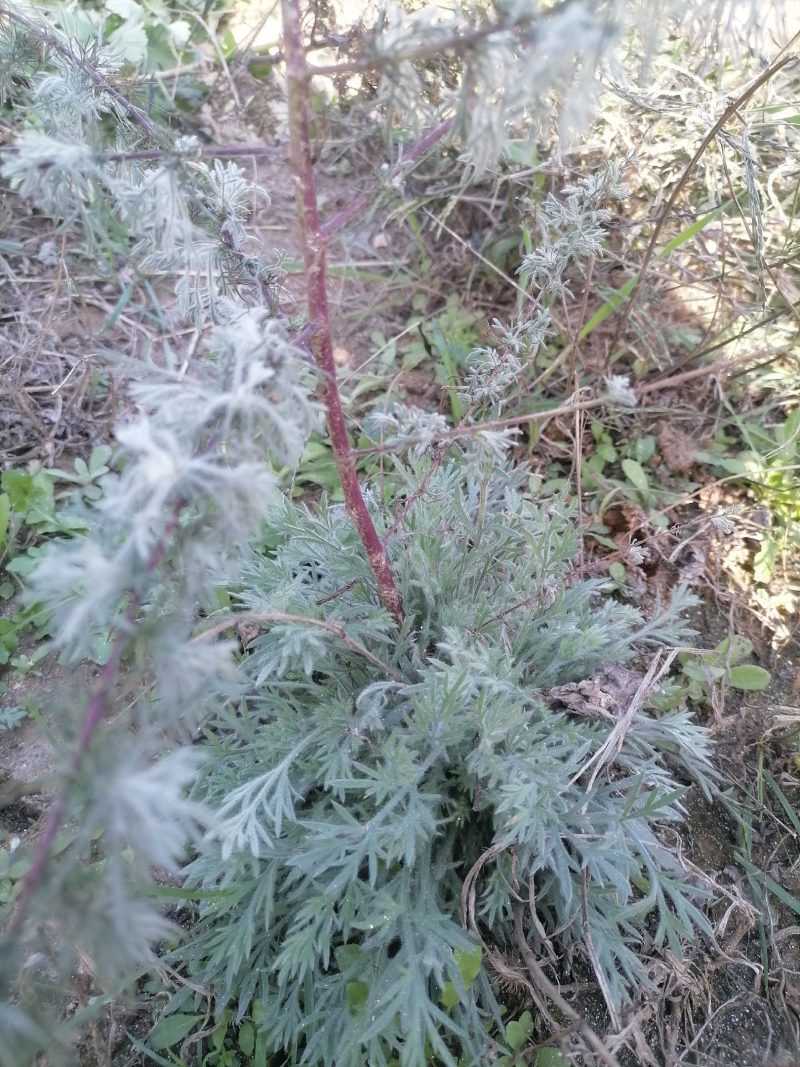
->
[179,459,709,1066]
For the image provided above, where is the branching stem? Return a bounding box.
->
[609,39,799,352]
[320,117,455,239]
[305,0,573,79]
[0,3,158,139]
[355,352,774,456]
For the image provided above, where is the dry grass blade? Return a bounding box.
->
[463,845,625,1066]
[582,868,621,1032]
[570,649,678,791]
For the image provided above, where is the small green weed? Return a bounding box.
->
[0,845,30,905]
[650,635,771,711]
[583,421,686,529]
[399,295,483,420]
[0,450,111,671]
[0,702,28,733]
[41,0,230,74]
[143,1004,264,1064]
[698,407,800,584]
[732,772,800,996]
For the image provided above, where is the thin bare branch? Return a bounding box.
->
[609,37,800,353]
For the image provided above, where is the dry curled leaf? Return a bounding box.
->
[658,425,697,473]
[236,621,262,650]
[673,539,707,585]
[547,664,642,721]
[604,500,650,536]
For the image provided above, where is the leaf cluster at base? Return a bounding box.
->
[171,453,714,1067]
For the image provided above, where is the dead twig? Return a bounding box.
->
[513,902,623,1067]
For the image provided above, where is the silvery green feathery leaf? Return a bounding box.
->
[175,458,716,1065]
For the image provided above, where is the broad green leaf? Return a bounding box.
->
[212,1015,229,1051]
[249,60,274,80]
[716,452,762,477]
[0,619,18,658]
[346,981,369,1012]
[8,857,32,879]
[5,550,44,576]
[149,1013,204,1050]
[51,833,75,857]
[54,513,90,534]
[505,1020,526,1051]
[712,635,752,667]
[90,445,113,473]
[0,493,9,551]
[455,944,482,987]
[106,0,141,16]
[681,660,724,684]
[633,435,656,463]
[168,19,192,51]
[596,442,617,463]
[220,28,237,59]
[441,981,460,1010]
[504,140,539,166]
[776,407,800,451]
[753,539,778,584]
[91,631,114,666]
[536,1049,569,1067]
[238,1020,255,1056]
[728,665,771,691]
[334,944,364,969]
[109,21,148,64]
[621,459,650,495]
[608,561,626,583]
[506,1011,533,1051]
[1,470,54,524]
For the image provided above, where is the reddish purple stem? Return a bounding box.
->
[10,514,178,933]
[281,0,404,627]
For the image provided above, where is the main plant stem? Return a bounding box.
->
[280,0,404,627]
